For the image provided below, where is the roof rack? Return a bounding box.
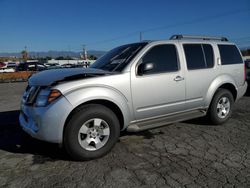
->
[170,35,228,42]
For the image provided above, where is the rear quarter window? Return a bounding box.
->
[218,45,243,65]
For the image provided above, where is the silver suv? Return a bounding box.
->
[20,35,248,160]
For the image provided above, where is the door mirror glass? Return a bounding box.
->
[138,62,154,76]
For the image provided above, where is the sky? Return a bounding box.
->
[0,0,250,52]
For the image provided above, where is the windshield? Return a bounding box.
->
[90,42,148,72]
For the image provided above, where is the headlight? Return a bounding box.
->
[35,89,62,107]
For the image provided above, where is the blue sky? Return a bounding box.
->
[0,0,250,52]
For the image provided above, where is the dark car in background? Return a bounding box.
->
[16,62,47,72]
[7,62,17,69]
[245,59,250,83]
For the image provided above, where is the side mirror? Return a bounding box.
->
[138,62,154,76]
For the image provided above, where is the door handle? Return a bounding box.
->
[174,76,184,81]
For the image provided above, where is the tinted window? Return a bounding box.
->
[203,44,214,68]
[218,45,243,65]
[184,44,205,69]
[140,44,178,75]
[184,44,214,70]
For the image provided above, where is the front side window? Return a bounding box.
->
[184,44,214,70]
[138,44,179,75]
[218,45,243,65]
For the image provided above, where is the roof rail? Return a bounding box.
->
[170,35,228,42]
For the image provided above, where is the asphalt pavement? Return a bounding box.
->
[0,82,250,188]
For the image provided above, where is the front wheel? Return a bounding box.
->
[64,104,120,161]
[207,88,234,125]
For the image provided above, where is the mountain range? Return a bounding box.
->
[0,50,106,58]
[1,47,249,59]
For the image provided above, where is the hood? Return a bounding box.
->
[29,68,113,86]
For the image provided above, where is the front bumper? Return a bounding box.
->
[19,97,73,143]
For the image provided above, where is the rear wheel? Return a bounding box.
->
[64,104,120,161]
[207,88,234,125]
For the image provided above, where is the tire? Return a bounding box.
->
[207,88,234,125]
[64,104,120,161]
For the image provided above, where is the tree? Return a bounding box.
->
[45,56,52,60]
[55,56,65,60]
[89,55,97,60]
[21,50,28,60]
[241,48,250,56]
[55,56,73,60]
[65,56,73,60]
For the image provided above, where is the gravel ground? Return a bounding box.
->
[0,82,250,188]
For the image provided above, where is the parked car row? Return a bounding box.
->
[0,61,91,73]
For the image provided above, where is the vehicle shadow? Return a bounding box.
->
[183,117,214,126]
[121,129,165,139]
[0,110,166,162]
[0,110,69,163]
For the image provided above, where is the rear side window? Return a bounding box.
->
[218,45,243,65]
[183,44,214,70]
[140,44,179,74]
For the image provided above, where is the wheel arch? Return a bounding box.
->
[205,75,238,107]
[64,99,125,132]
[63,86,132,136]
[218,83,237,101]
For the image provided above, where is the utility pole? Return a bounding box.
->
[22,46,28,61]
[82,44,87,60]
[140,32,143,42]
[82,44,85,60]
[67,45,71,64]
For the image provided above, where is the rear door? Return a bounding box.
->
[182,43,220,109]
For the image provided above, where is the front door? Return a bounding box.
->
[131,43,186,120]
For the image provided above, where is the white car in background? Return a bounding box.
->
[0,68,15,73]
[0,62,17,73]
